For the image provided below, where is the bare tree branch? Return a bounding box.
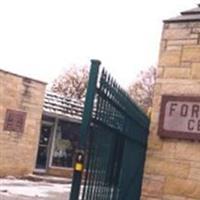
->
[128,66,156,113]
[51,66,89,100]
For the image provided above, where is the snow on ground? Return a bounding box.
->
[0,178,71,198]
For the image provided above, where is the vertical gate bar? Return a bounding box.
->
[111,135,124,200]
[69,59,101,200]
[87,135,104,200]
[85,147,95,200]
[81,129,94,200]
[87,131,102,200]
[86,137,97,200]
[90,135,100,200]
[107,133,118,200]
[93,131,108,200]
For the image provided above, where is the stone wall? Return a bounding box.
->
[0,70,46,177]
[142,21,200,200]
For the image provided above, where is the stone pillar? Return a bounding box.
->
[0,70,46,177]
[142,5,200,200]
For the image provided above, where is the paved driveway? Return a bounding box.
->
[0,178,71,200]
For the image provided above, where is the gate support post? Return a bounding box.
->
[69,152,84,200]
[69,59,101,200]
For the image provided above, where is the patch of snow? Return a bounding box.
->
[0,179,71,197]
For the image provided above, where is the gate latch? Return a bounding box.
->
[74,152,84,172]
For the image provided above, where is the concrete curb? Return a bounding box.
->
[23,174,72,184]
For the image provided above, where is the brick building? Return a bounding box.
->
[0,69,46,177]
[0,69,83,178]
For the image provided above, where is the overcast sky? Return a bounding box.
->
[0,0,199,88]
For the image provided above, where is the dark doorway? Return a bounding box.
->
[36,124,52,169]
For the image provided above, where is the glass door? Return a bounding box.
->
[36,124,52,169]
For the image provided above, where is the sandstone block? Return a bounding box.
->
[156,67,164,78]
[180,62,191,68]
[166,45,182,51]
[149,110,160,125]
[161,83,200,95]
[163,195,186,200]
[182,46,200,62]
[167,39,197,46]
[175,142,200,162]
[168,23,189,29]
[142,174,165,198]
[141,197,160,200]
[188,22,200,28]
[163,29,194,40]
[147,136,163,151]
[163,68,191,79]
[191,63,200,79]
[153,83,162,96]
[159,140,177,159]
[164,177,200,199]
[159,40,167,52]
[189,167,200,181]
[192,27,200,33]
[145,156,189,178]
[159,51,181,67]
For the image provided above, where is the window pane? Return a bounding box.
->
[52,120,80,168]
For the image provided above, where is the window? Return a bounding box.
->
[52,120,80,168]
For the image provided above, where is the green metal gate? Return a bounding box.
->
[70,60,150,200]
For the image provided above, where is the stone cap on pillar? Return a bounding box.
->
[165,4,200,23]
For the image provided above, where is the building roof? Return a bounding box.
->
[165,4,200,23]
[0,68,47,85]
[43,92,84,122]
